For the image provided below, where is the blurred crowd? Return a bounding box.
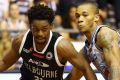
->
[0,0,120,72]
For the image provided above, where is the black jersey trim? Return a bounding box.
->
[19,29,30,54]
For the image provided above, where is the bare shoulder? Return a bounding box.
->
[57,38,73,48]
[98,26,117,37]
[57,38,74,52]
[12,32,25,52]
[97,26,119,48]
[56,38,77,58]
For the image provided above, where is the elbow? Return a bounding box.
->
[0,60,8,72]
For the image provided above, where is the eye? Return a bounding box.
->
[42,28,47,31]
[83,14,88,17]
[75,13,80,19]
[82,12,88,17]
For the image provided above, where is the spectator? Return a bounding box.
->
[62,4,85,41]
[1,1,28,39]
[53,14,63,30]
[109,0,120,29]
[57,0,85,17]
[0,0,9,21]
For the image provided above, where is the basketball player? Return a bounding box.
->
[0,4,97,80]
[66,1,120,80]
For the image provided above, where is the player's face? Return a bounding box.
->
[76,4,99,33]
[31,20,52,44]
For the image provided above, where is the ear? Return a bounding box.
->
[94,14,100,22]
[50,23,53,29]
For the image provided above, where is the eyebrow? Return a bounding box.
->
[82,10,88,14]
[76,11,88,15]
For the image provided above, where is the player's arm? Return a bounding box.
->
[97,27,120,80]
[0,34,23,71]
[57,39,97,80]
[65,48,91,80]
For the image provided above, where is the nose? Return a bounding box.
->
[38,30,44,37]
[77,16,83,23]
[78,20,83,23]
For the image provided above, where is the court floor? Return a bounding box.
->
[0,72,105,80]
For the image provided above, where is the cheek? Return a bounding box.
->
[47,31,50,36]
[44,31,50,37]
[85,17,94,26]
[31,29,40,36]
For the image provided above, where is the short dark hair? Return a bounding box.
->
[78,0,99,14]
[28,4,55,24]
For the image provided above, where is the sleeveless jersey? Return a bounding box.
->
[84,25,120,80]
[19,30,65,80]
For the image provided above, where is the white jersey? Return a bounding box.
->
[84,25,120,80]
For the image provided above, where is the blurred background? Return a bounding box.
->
[0,0,120,80]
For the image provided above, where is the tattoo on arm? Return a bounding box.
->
[109,67,120,80]
[98,32,113,49]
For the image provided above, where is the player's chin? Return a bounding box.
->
[78,28,85,33]
[78,26,84,32]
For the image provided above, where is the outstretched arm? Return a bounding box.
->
[65,67,83,80]
[97,27,120,80]
[57,39,97,80]
[65,48,92,80]
[0,34,22,71]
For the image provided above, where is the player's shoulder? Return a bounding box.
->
[56,37,73,49]
[98,25,117,38]
[96,25,119,47]
[100,25,114,32]
[12,32,26,49]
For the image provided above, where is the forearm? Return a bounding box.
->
[64,73,81,80]
[109,66,120,80]
[0,58,9,72]
[83,67,97,80]
[65,68,83,80]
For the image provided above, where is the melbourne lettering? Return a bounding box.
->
[24,62,58,78]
